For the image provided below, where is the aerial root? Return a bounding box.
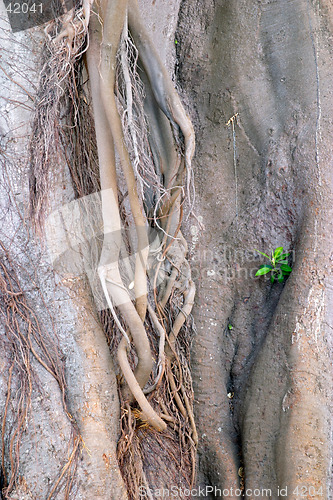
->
[117,337,167,432]
[128,0,195,192]
[47,0,198,492]
[143,304,166,394]
[168,277,196,352]
[166,362,187,418]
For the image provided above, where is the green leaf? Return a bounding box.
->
[280,264,292,273]
[278,259,288,264]
[255,266,273,276]
[279,252,290,260]
[278,275,284,283]
[228,323,233,330]
[273,247,284,260]
[254,249,270,259]
[270,275,275,283]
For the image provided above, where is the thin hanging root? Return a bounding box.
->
[190,446,196,489]
[128,0,195,176]
[166,361,187,418]
[29,0,197,491]
[2,362,14,487]
[117,337,167,432]
[158,232,188,308]
[159,400,174,423]
[180,385,198,446]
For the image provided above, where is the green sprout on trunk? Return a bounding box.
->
[254,247,292,283]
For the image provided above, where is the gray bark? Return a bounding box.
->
[1,0,332,498]
[0,7,126,499]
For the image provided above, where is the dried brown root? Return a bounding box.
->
[52,10,76,45]
[181,385,198,446]
[86,3,153,390]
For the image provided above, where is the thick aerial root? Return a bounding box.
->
[99,264,152,389]
[99,0,149,322]
[87,1,152,399]
[118,337,167,432]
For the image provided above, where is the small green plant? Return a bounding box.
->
[254,247,292,283]
[228,323,233,330]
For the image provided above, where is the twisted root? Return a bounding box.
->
[53,0,196,439]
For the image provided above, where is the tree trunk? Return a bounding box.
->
[0,0,332,498]
[177,0,332,497]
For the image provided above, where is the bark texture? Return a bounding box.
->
[0,7,126,499]
[177,0,332,497]
[0,0,332,498]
